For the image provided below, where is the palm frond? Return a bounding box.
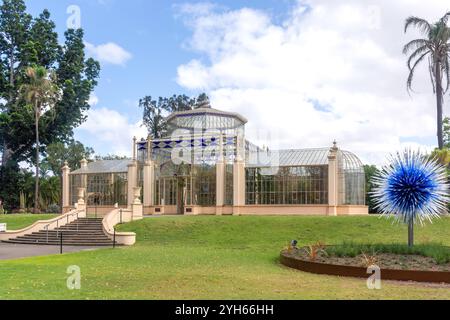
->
[403,39,430,55]
[405,16,432,34]
[440,11,450,25]
[443,55,450,93]
[407,51,431,93]
[429,56,436,94]
[406,45,430,69]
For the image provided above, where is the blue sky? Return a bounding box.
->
[26,0,450,165]
[26,0,298,155]
[27,0,293,116]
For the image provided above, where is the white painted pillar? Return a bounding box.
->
[76,187,86,214]
[143,160,155,207]
[216,135,225,215]
[328,141,339,216]
[127,137,138,209]
[127,161,138,209]
[61,161,71,209]
[233,133,246,215]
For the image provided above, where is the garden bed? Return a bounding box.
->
[281,243,450,284]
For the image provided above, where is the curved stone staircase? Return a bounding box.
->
[2,218,114,247]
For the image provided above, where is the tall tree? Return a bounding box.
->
[0,1,99,210]
[0,0,32,165]
[20,66,59,213]
[43,140,94,210]
[44,140,94,176]
[0,0,100,166]
[140,93,208,138]
[94,154,129,161]
[140,96,167,139]
[403,12,450,149]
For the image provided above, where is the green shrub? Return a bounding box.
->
[46,204,60,214]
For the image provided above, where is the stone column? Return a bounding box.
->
[233,133,246,215]
[328,141,339,216]
[143,137,154,210]
[143,160,155,208]
[127,137,138,209]
[80,158,88,192]
[216,134,225,215]
[127,161,138,209]
[76,187,86,214]
[61,161,71,209]
[80,158,88,169]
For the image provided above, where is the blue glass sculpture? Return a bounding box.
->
[372,150,449,246]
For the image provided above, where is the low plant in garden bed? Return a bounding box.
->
[325,242,450,265]
[286,242,450,272]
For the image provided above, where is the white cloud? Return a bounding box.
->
[88,93,99,106]
[85,42,132,66]
[175,0,450,165]
[78,107,147,156]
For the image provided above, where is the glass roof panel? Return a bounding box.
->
[246,148,330,167]
[246,148,364,169]
[70,159,131,175]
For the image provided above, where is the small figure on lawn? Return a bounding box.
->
[372,149,449,247]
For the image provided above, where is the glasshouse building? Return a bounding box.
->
[62,100,368,216]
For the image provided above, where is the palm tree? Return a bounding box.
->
[20,66,59,213]
[403,13,450,149]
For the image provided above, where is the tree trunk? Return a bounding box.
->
[1,50,16,169]
[1,143,13,168]
[9,48,14,102]
[408,220,414,247]
[435,61,444,149]
[34,105,40,214]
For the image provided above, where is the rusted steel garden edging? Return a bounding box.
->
[280,251,450,284]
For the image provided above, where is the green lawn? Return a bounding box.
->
[0,215,450,300]
[0,214,58,230]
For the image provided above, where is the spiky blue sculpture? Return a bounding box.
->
[372,150,449,247]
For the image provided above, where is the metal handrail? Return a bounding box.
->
[44,210,81,244]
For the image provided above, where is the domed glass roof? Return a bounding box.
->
[166,99,247,132]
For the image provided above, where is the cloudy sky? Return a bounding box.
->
[27,0,450,165]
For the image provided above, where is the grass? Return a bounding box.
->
[325,242,450,264]
[0,214,58,230]
[0,215,449,300]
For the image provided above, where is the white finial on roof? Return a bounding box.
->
[132,136,137,161]
[330,140,339,153]
[80,158,88,168]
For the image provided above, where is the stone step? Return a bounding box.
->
[18,236,111,241]
[2,217,115,247]
[55,226,102,229]
[35,230,106,234]
[2,239,114,246]
[6,236,112,242]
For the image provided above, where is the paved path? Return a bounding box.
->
[0,242,101,261]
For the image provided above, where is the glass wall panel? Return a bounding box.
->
[189,163,216,206]
[338,151,365,205]
[69,174,83,206]
[86,173,128,206]
[154,162,217,207]
[69,173,127,206]
[225,163,233,205]
[245,166,328,205]
[155,177,178,205]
